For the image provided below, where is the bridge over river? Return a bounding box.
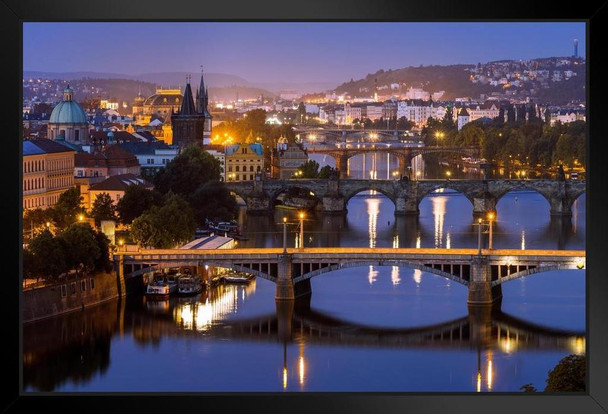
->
[115,247,585,308]
[225,178,585,217]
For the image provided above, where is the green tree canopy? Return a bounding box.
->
[130,193,196,248]
[190,181,238,225]
[26,229,69,280]
[153,145,221,196]
[116,185,161,225]
[296,160,320,178]
[545,354,586,392]
[51,187,85,229]
[58,223,102,273]
[90,192,117,226]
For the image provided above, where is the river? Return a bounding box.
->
[23,181,585,392]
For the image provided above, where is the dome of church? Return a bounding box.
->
[49,85,87,125]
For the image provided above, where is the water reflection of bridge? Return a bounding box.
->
[22,283,585,392]
[159,301,585,353]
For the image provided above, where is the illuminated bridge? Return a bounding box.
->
[115,247,585,307]
[303,145,481,179]
[225,178,586,217]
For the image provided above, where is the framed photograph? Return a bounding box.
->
[6,0,608,413]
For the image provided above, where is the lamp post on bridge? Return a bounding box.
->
[298,212,305,249]
[487,212,495,250]
[476,218,483,256]
[282,217,287,254]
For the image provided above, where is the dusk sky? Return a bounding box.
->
[24,22,585,85]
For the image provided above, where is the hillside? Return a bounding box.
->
[335,64,484,100]
[332,58,586,105]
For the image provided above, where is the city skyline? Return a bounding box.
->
[24,22,585,88]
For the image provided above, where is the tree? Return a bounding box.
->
[296,160,320,178]
[26,229,70,280]
[58,223,102,273]
[318,165,336,179]
[153,145,221,196]
[190,181,238,225]
[544,354,586,392]
[90,192,117,226]
[130,193,196,248]
[396,116,414,130]
[52,187,85,230]
[553,133,575,167]
[116,185,161,225]
[23,208,55,241]
[93,230,113,273]
[544,107,552,124]
[520,383,537,393]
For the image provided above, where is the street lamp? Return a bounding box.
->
[446,170,452,180]
[435,131,444,147]
[487,212,495,250]
[78,214,84,222]
[298,212,305,249]
[282,217,287,254]
[476,218,483,256]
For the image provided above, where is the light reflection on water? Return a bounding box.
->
[23,191,585,393]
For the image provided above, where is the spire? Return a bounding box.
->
[179,76,196,115]
[197,66,206,114]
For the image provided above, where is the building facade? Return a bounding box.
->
[23,139,76,212]
[86,174,153,211]
[271,138,309,179]
[225,143,264,182]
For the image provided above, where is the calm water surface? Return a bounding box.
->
[23,189,585,393]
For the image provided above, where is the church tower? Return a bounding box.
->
[171,75,206,149]
[196,68,213,145]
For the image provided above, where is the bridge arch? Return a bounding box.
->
[343,187,397,207]
[292,261,470,286]
[269,184,323,208]
[491,264,584,286]
[416,185,476,208]
[123,261,276,283]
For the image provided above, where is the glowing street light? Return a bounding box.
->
[446,170,452,180]
[477,218,483,256]
[435,131,444,146]
[487,212,496,250]
[78,214,84,222]
[282,217,287,254]
[299,212,305,249]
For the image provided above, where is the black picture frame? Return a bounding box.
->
[4,0,607,413]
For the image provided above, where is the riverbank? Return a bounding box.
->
[23,271,121,324]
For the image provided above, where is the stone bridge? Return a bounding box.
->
[115,247,585,308]
[225,178,586,217]
[294,128,413,143]
[304,145,480,178]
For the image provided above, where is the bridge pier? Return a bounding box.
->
[322,196,347,214]
[245,195,272,214]
[275,254,295,301]
[472,196,497,218]
[467,305,496,347]
[395,195,419,216]
[467,257,502,307]
[276,300,294,341]
[335,154,349,179]
[549,197,573,217]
